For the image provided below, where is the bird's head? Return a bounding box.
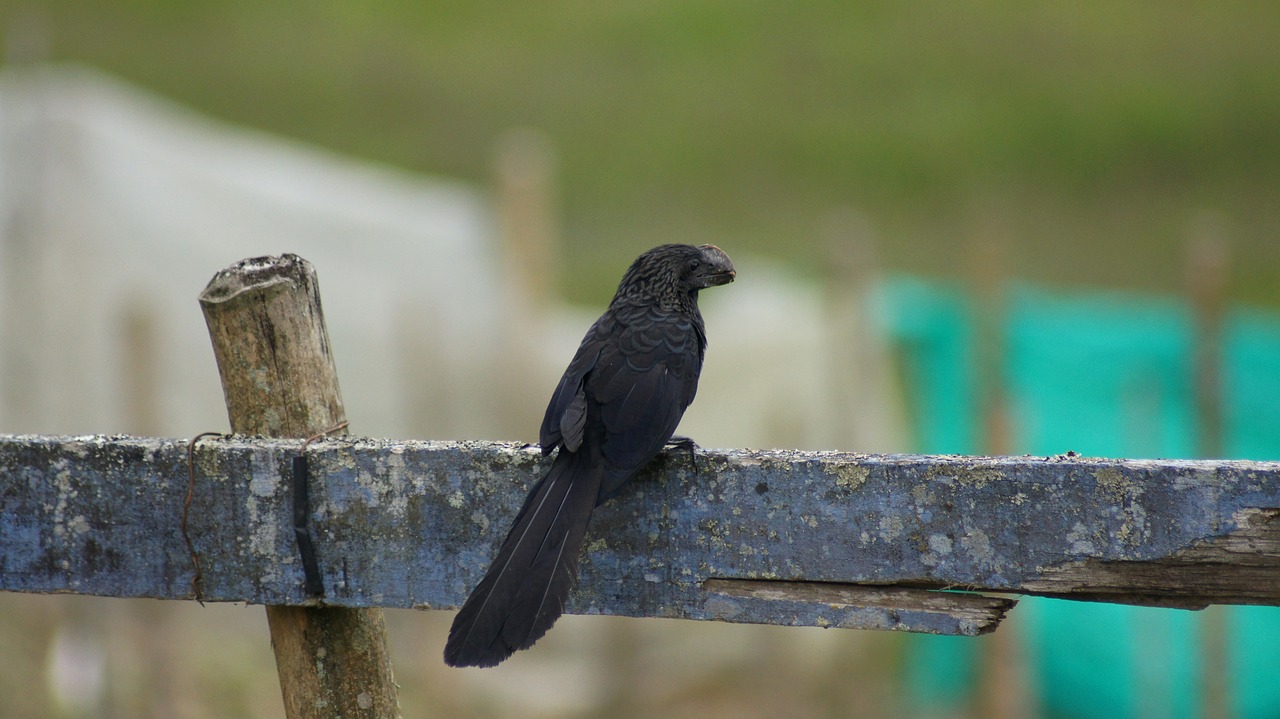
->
[615,243,736,309]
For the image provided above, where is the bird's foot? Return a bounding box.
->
[664,435,699,471]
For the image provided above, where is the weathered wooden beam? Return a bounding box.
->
[3,435,1278,637]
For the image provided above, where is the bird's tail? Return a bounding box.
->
[444,448,602,668]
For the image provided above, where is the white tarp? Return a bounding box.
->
[0,65,505,439]
[0,64,904,454]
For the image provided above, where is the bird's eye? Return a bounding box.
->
[688,259,701,271]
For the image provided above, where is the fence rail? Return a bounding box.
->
[4,433,1277,637]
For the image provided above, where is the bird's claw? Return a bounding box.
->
[665,435,699,471]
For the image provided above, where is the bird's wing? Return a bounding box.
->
[590,306,704,481]
[539,319,607,453]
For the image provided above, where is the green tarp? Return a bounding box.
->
[879,278,1280,719]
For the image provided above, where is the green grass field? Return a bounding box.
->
[19,0,1280,304]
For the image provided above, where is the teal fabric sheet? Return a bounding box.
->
[878,278,1280,718]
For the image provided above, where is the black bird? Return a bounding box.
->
[445,243,735,668]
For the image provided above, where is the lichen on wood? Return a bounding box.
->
[3,434,1277,637]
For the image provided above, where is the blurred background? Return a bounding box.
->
[1,1,1279,717]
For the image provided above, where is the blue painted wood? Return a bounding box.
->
[2,434,1277,634]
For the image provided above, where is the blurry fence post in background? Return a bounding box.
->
[1185,218,1232,719]
[199,255,401,719]
[1186,215,1230,460]
[821,208,906,454]
[967,217,1036,719]
[495,127,560,315]
[819,209,910,712]
[968,217,1012,459]
[119,297,186,718]
[0,66,47,433]
[121,299,162,437]
[492,127,562,440]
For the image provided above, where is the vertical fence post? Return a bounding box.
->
[1185,217,1229,460]
[821,207,904,454]
[1185,218,1232,719]
[966,216,1036,719]
[494,127,559,315]
[199,254,400,719]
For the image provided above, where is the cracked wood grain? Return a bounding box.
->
[3,435,1277,636]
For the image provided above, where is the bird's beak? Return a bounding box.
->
[704,268,735,286]
[698,244,736,287]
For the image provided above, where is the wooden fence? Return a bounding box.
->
[2,254,1277,718]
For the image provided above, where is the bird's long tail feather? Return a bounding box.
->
[444,449,602,668]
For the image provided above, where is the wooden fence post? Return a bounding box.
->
[199,254,400,719]
[1185,218,1232,719]
[965,214,1036,719]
